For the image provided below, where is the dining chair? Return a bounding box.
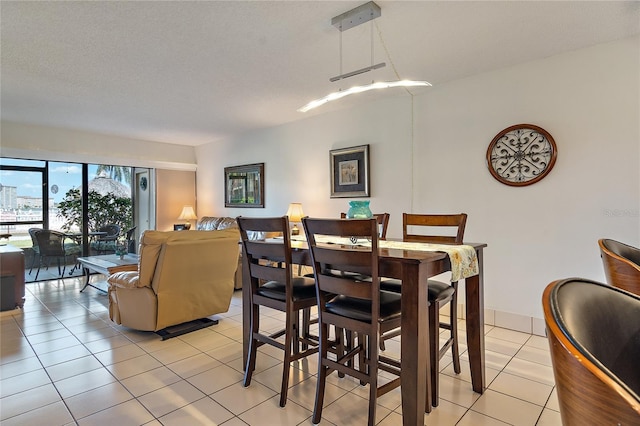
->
[380,212,467,407]
[543,278,640,424]
[33,230,82,280]
[236,216,318,407]
[340,212,390,240]
[598,238,640,296]
[302,217,402,426]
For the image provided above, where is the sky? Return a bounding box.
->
[0,159,131,204]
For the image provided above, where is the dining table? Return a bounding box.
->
[240,238,487,426]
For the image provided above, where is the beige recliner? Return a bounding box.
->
[107,228,240,331]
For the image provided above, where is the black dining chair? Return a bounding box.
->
[303,217,402,426]
[380,212,468,407]
[237,216,319,407]
[340,212,390,240]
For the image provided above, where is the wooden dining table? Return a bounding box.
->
[241,240,487,426]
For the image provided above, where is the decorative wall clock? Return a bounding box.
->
[139,176,148,191]
[486,124,557,186]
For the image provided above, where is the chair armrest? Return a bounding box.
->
[108,271,141,289]
[109,264,138,273]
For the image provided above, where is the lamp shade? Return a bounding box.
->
[178,205,197,221]
[286,203,304,222]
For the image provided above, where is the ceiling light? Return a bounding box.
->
[298,80,432,113]
[298,1,431,113]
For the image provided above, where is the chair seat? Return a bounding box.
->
[326,290,402,323]
[64,243,82,255]
[256,276,317,301]
[380,279,454,302]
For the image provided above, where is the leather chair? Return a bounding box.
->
[237,216,318,407]
[543,278,640,424]
[380,212,467,407]
[107,228,240,332]
[303,217,402,426]
[599,238,640,296]
[340,212,390,239]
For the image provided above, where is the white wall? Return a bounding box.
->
[1,121,197,171]
[196,36,640,321]
[195,95,414,221]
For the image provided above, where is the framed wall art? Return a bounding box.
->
[330,144,370,198]
[224,163,264,208]
[486,124,557,187]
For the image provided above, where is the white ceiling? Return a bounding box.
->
[2,1,639,146]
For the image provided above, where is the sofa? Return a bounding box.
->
[107,228,240,331]
[196,217,243,289]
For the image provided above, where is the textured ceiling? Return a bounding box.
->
[1,1,639,146]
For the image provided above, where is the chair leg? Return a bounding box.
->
[429,299,440,408]
[243,304,259,387]
[28,253,38,274]
[336,327,345,378]
[313,323,329,424]
[280,310,294,407]
[367,333,378,426]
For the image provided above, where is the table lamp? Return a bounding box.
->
[286,203,304,235]
[177,205,197,230]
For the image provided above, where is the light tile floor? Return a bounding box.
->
[0,276,561,425]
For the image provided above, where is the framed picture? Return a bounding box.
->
[173,224,187,231]
[330,144,370,198]
[224,163,265,208]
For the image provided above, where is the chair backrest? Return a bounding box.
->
[543,278,640,424]
[302,217,380,323]
[28,228,42,251]
[236,216,292,298]
[126,226,137,240]
[99,224,121,240]
[136,228,240,329]
[340,212,390,240]
[599,238,640,296]
[402,213,467,244]
[34,230,66,256]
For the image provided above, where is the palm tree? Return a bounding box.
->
[96,165,132,184]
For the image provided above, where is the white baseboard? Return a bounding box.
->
[452,304,546,337]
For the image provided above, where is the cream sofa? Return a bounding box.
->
[107,228,240,331]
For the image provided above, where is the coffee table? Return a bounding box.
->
[77,254,139,293]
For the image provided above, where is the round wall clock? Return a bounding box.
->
[486,124,557,187]
[139,176,148,191]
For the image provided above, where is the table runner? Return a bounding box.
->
[290,235,478,281]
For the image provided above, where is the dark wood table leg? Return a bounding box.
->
[401,260,431,426]
[465,248,485,394]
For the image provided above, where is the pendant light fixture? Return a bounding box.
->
[298,1,431,113]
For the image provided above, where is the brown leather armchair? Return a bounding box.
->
[107,228,240,331]
[543,278,640,424]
